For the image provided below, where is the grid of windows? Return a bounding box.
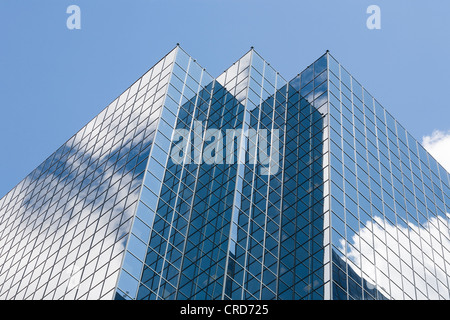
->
[115,49,332,300]
[0,47,448,300]
[280,54,330,300]
[115,49,214,300]
[0,47,178,299]
[328,54,450,300]
[134,50,255,300]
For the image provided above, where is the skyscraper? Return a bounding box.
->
[0,46,448,300]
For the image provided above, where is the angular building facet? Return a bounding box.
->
[0,46,448,300]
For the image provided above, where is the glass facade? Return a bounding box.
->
[0,47,448,300]
[115,49,331,300]
[327,55,450,300]
[0,48,178,299]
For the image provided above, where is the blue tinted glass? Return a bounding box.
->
[1,47,448,302]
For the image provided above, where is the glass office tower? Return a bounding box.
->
[0,46,448,300]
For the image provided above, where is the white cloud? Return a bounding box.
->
[422,130,450,172]
[340,213,450,300]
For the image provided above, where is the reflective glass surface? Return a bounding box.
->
[0,48,177,299]
[0,47,448,300]
[118,50,331,300]
[328,54,450,300]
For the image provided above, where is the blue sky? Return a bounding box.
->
[0,0,449,197]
